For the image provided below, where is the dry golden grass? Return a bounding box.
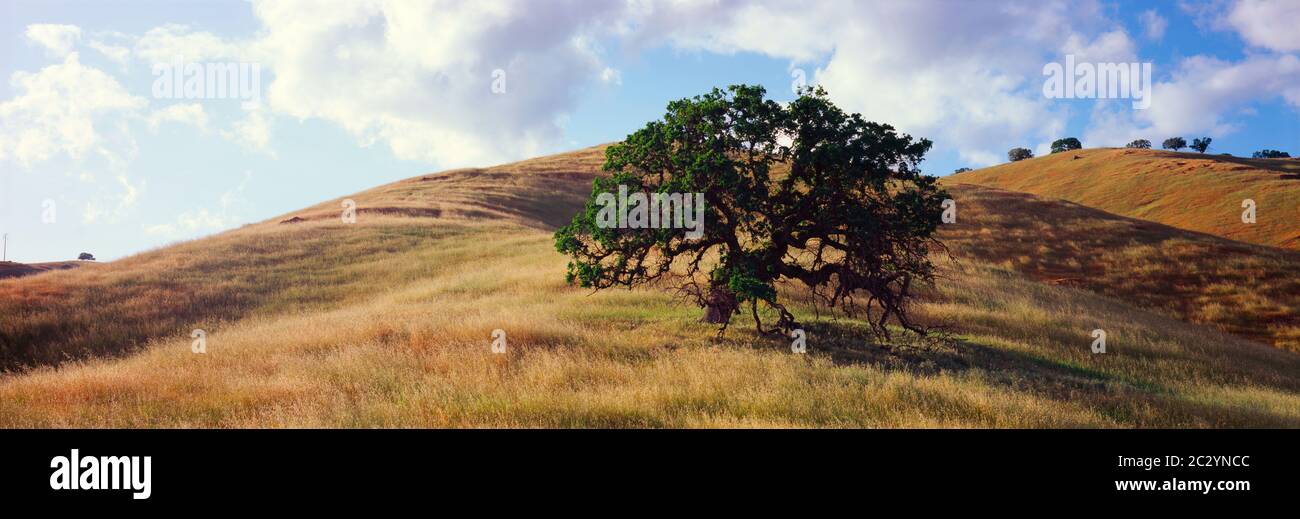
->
[936,183,1300,351]
[1,145,1297,428]
[0,260,82,280]
[950,148,1300,249]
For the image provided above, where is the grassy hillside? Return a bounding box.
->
[938,183,1300,351]
[949,148,1300,249]
[1,146,1297,427]
[0,261,82,280]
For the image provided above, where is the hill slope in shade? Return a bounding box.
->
[0,261,83,280]
[938,183,1300,351]
[949,148,1300,249]
[1,146,1297,427]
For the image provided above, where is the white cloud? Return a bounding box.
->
[1138,10,1168,40]
[82,174,145,224]
[635,0,1128,166]
[600,67,623,85]
[1084,53,1300,145]
[638,0,1300,164]
[0,46,146,227]
[220,108,275,156]
[107,0,1145,168]
[1061,30,1138,62]
[127,0,625,167]
[145,170,252,238]
[88,40,131,64]
[134,23,243,63]
[116,174,141,210]
[0,53,146,167]
[239,0,627,167]
[15,0,1289,178]
[147,103,210,132]
[25,24,82,57]
[1179,0,1233,32]
[631,0,836,62]
[220,170,254,210]
[143,208,228,237]
[1225,0,1300,52]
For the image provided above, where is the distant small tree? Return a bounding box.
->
[1126,139,1152,149]
[1050,137,1082,154]
[1253,149,1291,159]
[1008,148,1034,162]
[1191,137,1212,154]
[954,167,973,174]
[77,252,95,261]
[1162,137,1187,151]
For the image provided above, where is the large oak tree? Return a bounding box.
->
[555,85,947,339]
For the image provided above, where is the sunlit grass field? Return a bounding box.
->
[1,147,1297,427]
[951,148,1300,249]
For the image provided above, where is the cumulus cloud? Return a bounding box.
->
[1225,0,1300,52]
[0,53,146,167]
[244,0,628,167]
[88,40,131,65]
[143,208,229,237]
[82,174,145,224]
[1084,53,1300,146]
[221,108,275,156]
[145,170,252,238]
[97,0,1154,168]
[1077,1,1300,146]
[116,1,631,167]
[0,43,147,226]
[25,24,82,57]
[1061,30,1138,62]
[626,0,836,62]
[12,0,1294,177]
[636,0,1300,163]
[134,23,243,63]
[1138,10,1169,40]
[147,103,210,132]
[631,0,1133,166]
[600,67,623,85]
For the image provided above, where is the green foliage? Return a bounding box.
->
[713,258,777,304]
[555,84,947,337]
[1191,137,1212,154]
[1050,138,1082,154]
[1162,137,1187,151]
[1253,149,1291,159]
[1126,139,1151,149]
[1008,147,1034,162]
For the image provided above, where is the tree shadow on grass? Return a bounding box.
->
[737,319,972,376]
[743,319,1300,427]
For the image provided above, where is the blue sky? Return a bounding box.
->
[1,0,1297,262]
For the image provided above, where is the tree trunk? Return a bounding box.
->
[701,284,738,324]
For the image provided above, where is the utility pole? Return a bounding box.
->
[2,233,6,261]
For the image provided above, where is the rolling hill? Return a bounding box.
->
[948,148,1300,249]
[937,183,1300,351]
[0,261,83,280]
[1,145,1297,427]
